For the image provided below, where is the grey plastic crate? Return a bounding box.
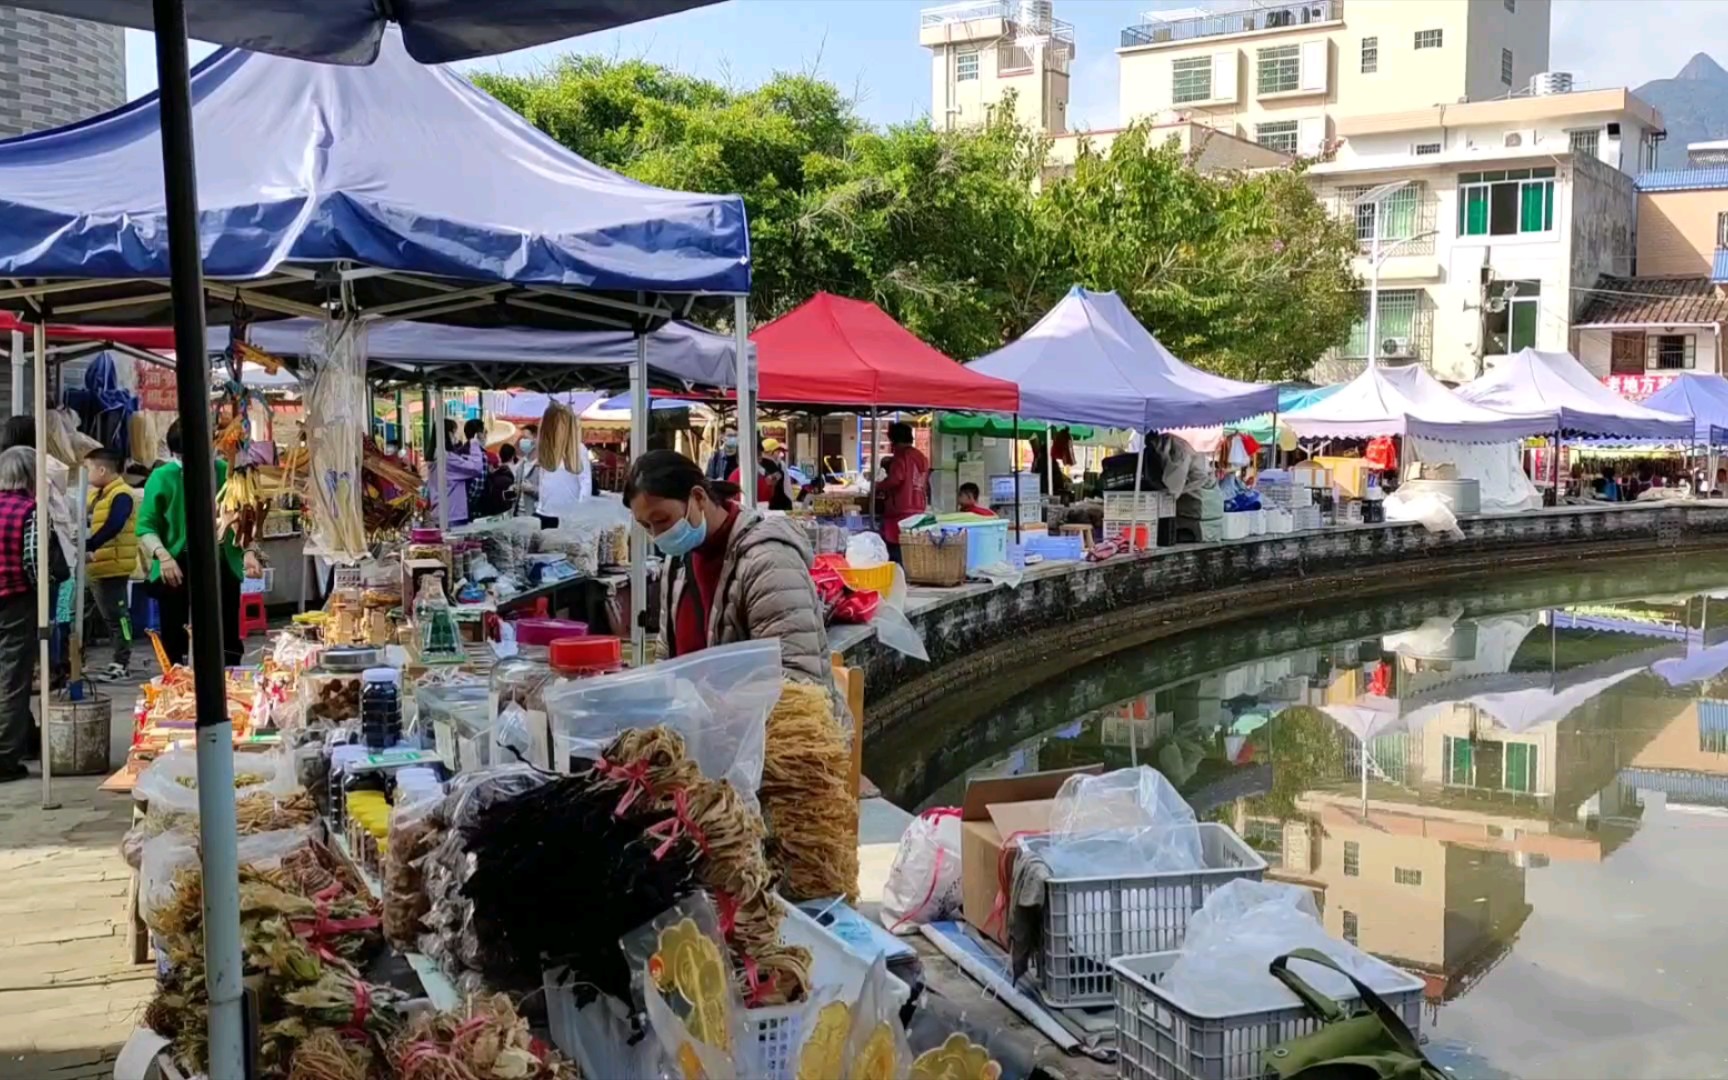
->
[1109,951,1425,1080]
[1031,823,1267,1007]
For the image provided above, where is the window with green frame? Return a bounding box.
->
[1458,168,1556,237]
[1503,742,1536,793]
[1445,735,1474,785]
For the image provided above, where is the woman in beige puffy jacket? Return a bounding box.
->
[624,449,832,684]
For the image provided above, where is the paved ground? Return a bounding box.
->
[0,669,152,1080]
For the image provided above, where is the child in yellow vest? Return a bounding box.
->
[83,448,137,681]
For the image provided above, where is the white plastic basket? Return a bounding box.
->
[1110,950,1425,1080]
[544,897,909,1080]
[1029,823,1267,1007]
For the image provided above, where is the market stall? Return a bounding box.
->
[1282,363,1554,516]
[0,26,756,1075]
[1457,348,1696,498]
[968,286,1277,548]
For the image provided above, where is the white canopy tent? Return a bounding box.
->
[1458,348,1694,441]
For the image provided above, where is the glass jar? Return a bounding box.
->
[532,636,624,773]
[487,618,588,769]
[360,667,403,750]
[414,577,464,662]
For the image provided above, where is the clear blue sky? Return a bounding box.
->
[123,0,1697,132]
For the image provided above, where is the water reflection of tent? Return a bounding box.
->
[1650,639,1728,686]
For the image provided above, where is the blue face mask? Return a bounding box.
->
[653,501,708,557]
[518,437,536,455]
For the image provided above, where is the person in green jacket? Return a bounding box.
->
[136,421,247,666]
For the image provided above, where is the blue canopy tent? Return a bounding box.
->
[1640,373,1728,448]
[0,5,735,1071]
[216,317,743,393]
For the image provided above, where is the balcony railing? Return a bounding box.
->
[1121,0,1340,48]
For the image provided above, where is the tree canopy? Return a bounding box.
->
[476,58,1358,381]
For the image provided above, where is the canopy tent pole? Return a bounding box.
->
[435,390,449,532]
[70,464,88,690]
[1044,430,1054,506]
[1012,414,1021,543]
[149,3,246,1075]
[1131,431,1146,552]
[630,333,649,663]
[33,321,55,812]
[395,388,404,452]
[9,328,20,415]
[1268,406,1280,471]
[734,297,757,511]
[869,408,879,531]
[1552,428,1561,504]
[420,387,431,469]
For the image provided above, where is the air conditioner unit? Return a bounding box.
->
[1381,336,1414,358]
[1503,129,1537,148]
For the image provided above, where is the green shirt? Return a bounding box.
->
[136,459,245,581]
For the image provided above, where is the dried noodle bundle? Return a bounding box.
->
[593,727,813,1006]
[761,679,859,903]
[388,994,580,1080]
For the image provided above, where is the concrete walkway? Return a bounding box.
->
[0,673,153,1080]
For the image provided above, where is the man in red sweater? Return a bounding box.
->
[877,421,929,563]
[957,482,996,517]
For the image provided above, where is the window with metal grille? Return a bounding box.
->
[1345,289,1421,358]
[1257,44,1300,94]
[1172,56,1212,103]
[1255,120,1300,154]
[1394,867,1423,886]
[956,49,979,81]
[997,41,1034,72]
[1415,29,1443,49]
[1342,910,1359,945]
[1351,183,1422,247]
[1717,211,1728,248]
[1458,167,1555,236]
[1570,129,1600,159]
[1342,840,1360,877]
[1361,36,1377,74]
[1501,47,1513,85]
[1650,334,1697,370]
[1414,142,1441,155]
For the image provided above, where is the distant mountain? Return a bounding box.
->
[1635,53,1728,168]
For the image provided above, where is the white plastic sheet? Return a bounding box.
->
[846,531,890,568]
[1162,879,1406,1014]
[1408,436,1539,513]
[1384,488,1464,538]
[1040,766,1202,876]
[872,563,929,663]
[541,639,778,808]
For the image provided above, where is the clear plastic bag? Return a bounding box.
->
[872,564,930,663]
[542,639,778,807]
[1040,766,1202,876]
[1162,879,1402,1014]
[139,826,314,928]
[624,894,758,1080]
[842,954,913,1078]
[879,808,963,934]
[133,746,301,817]
[846,531,890,568]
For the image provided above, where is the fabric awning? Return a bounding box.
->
[966,287,1276,431]
[1639,373,1728,445]
[1283,363,1551,442]
[1457,348,1694,441]
[749,292,1020,411]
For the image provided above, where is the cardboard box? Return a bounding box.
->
[960,766,1100,947]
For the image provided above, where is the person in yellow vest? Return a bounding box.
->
[82,448,137,681]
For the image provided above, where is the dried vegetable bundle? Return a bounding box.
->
[387,994,581,1080]
[145,836,395,1077]
[458,768,700,1000]
[761,680,860,903]
[591,727,812,1006]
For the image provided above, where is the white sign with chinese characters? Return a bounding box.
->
[1602,373,1677,400]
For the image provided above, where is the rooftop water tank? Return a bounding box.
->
[1015,0,1053,30]
[1528,71,1575,96]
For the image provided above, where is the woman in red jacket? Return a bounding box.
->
[876,422,929,563]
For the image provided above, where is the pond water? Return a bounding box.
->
[866,555,1728,1079]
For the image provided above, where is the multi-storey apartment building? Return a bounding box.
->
[1311,87,1660,381]
[921,0,1074,136]
[1115,0,1552,158]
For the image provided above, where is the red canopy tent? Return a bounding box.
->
[750,292,1020,411]
[0,310,176,349]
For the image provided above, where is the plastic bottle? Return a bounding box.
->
[488,618,588,769]
[414,576,463,661]
[534,636,625,772]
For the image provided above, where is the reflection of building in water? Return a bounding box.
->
[1620,698,1728,808]
[1249,798,1533,1001]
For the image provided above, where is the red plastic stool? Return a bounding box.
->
[238,592,269,639]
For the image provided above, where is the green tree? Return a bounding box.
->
[1039,125,1359,380]
[476,61,1358,379]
